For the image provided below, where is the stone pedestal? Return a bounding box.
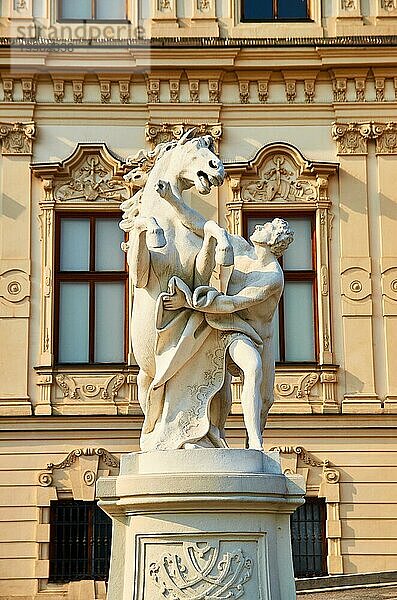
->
[97,449,305,600]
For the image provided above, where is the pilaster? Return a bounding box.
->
[0,120,35,415]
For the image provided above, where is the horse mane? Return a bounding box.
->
[124,133,214,185]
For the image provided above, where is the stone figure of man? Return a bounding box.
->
[162,218,294,450]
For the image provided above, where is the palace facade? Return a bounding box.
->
[1,1,397,598]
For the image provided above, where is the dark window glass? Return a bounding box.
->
[243,0,273,20]
[56,213,127,364]
[242,0,308,21]
[246,215,316,363]
[49,500,112,583]
[291,498,328,578]
[278,0,308,19]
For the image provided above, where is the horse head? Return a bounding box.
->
[172,131,225,195]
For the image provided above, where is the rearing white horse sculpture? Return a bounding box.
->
[120,133,233,450]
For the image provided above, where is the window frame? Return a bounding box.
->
[49,499,112,583]
[54,210,128,366]
[243,210,319,365]
[291,496,328,578]
[57,0,128,23]
[241,0,311,23]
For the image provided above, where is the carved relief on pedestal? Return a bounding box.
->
[149,542,253,599]
[145,122,222,151]
[0,121,36,155]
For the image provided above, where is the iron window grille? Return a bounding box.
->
[291,497,328,578]
[49,500,112,583]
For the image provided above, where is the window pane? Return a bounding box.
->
[243,0,273,20]
[60,219,90,271]
[95,218,125,271]
[284,281,315,361]
[59,283,89,363]
[278,0,308,19]
[95,282,124,362]
[61,0,92,19]
[283,218,312,270]
[272,308,280,362]
[96,0,126,19]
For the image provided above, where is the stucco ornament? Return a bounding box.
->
[121,131,293,451]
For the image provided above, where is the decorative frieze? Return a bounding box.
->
[72,80,84,103]
[22,78,36,102]
[119,80,130,104]
[331,122,372,154]
[169,79,180,103]
[189,79,200,102]
[52,79,64,103]
[304,79,315,103]
[147,78,160,103]
[100,80,111,104]
[375,77,386,102]
[373,122,397,154]
[0,121,35,155]
[257,80,269,103]
[332,78,347,102]
[238,80,250,104]
[145,121,222,151]
[208,79,220,103]
[55,373,126,402]
[354,77,366,102]
[3,78,14,101]
[333,121,397,154]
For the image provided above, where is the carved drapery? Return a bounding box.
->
[270,446,342,575]
[225,143,338,388]
[31,144,139,416]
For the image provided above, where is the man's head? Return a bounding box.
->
[250,218,294,257]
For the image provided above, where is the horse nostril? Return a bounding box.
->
[209,159,218,169]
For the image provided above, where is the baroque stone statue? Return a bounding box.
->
[120,131,293,452]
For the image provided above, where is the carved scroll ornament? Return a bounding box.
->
[241,155,317,203]
[38,447,119,487]
[0,121,36,155]
[145,122,222,150]
[149,542,253,599]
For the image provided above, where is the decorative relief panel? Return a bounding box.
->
[149,541,253,599]
[0,268,30,317]
[341,262,372,315]
[38,447,119,501]
[52,155,130,203]
[0,121,35,155]
[145,121,222,151]
[241,155,317,204]
[333,122,397,155]
[142,538,259,599]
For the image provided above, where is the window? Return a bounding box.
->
[291,497,328,578]
[55,213,127,364]
[59,0,127,21]
[242,0,309,21]
[49,500,112,583]
[246,214,317,363]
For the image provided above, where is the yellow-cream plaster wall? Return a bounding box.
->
[0,1,397,596]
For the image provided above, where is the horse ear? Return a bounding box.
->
[178,128,195,145]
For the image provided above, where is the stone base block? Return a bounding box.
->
[97,449,305,600]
